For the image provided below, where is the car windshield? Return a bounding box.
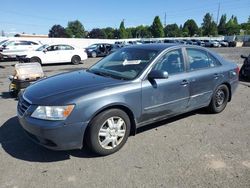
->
[0,40,8,46]
[88,44,98,49]
[36,44,49,51]
[88,48,158,80]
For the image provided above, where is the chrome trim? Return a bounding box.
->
[144,97,189,111]
[190,91,212,98]
[23,94,32,104]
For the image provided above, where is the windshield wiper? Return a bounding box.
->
[87,69,113,78]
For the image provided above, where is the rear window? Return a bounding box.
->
[186,48,221,71]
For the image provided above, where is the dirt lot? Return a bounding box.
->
[0,47,250,188]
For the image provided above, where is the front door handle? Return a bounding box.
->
[181,80,189,86]
[214,73,219,79]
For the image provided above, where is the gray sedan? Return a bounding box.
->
[17,44,239,155]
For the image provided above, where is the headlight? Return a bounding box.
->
[31,105,74,120]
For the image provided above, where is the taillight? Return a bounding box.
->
[236,66,240,75]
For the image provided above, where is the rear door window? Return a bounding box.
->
[186,48,210,71]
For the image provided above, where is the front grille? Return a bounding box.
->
[18,95,31,116]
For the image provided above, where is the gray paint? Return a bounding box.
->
[18,44,239,150]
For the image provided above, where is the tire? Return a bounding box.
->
[9,84,18,97]
[71,55,81,65]
[86,109,131,156]
[91,51,97,58]
[207,84,229,113]
[30,57,41,64]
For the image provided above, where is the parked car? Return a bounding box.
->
[0,40,42,59]
[18,44,239,155]
[228,41,237,47]
[204,40,220,47]
[197,40,205,47]
[0,39,9,46]
[17,44,87,64]
[217,40,229,47]
[86,43,113,58]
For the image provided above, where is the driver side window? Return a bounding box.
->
[153,49,185,75]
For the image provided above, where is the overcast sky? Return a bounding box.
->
[0,0,249,35]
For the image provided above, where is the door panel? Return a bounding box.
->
[140,48,189,123]
[185,48,222,109]
[141,73,190,123]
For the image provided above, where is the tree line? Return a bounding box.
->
[49,13,250,39]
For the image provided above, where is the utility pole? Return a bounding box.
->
[216,2,220,25]
[164,12,166,27]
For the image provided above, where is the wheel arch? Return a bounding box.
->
[221,82,232,102]
[72,55,81,60]
[30,56,42,64]
[85,104,137,138]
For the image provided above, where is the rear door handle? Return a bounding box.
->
[181,80,189,86]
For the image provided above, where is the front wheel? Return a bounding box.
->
[30,57,41,64]
[91,51,97,58]
[207,84,229,113]
[86,109,131,156]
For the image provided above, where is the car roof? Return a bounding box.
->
[123,43,178,52]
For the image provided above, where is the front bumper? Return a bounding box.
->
[18,106,88,150]
[16,56,30,63]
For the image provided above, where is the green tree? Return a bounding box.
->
[202,13,218,36]
[164,24,181,37]
[241,16,250,35]
[218,14,227,35]
[66,20,85,38]
[89,28,107,38]
[151,16,164,38]
[48,25,68,38]
[119,20,128,39]
[102,27,114,39]
[126,28,133,38]
[183,19,199,36]
[225,15,240,35]
[135,25,152,38]
[241,22,250,35]
[182,26,189,37]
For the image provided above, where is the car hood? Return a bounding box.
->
[24,70,127,105]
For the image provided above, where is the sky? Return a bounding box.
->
[0,0,249,36]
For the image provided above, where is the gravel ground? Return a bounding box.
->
[0,47,250,188]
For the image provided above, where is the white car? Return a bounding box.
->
[0,40,42,59]
[17,44,87,64]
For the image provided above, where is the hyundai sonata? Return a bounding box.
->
[17,44,239,155]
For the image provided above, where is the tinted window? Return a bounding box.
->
[187,48,210,70]
[58,45,74,50]
[30,41,38,45]
[153,49,185,75]
[19,41,31,45]
[47,45,59,51]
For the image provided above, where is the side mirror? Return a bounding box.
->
[2,44,6,48]
[148,70,168,80]
[43,49,47,53]
[241,55,247,59]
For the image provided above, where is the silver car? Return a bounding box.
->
[18,44,239,155]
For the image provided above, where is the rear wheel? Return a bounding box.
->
[71,55,81,65]
[30,57,41,64]
[208,84,229,113]
[86,109,131,156]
